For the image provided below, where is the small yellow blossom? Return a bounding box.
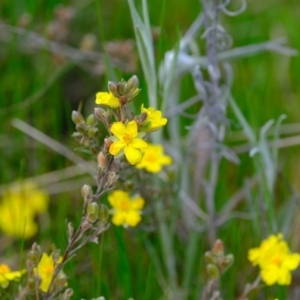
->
[0,264,25,288]
[108,190,145,227]
[34,253,63,292]
[0,182,49,239]
[248,233,300,285]
[109,121,148,165]
[140,105,167,132]
[136,144,172,173]
[95,92,120,108]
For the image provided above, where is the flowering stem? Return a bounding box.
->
[237,275,261,300]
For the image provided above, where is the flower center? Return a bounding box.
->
[44,264,54,276]
[271,256,282,266]
[123,133,133,144]
[0,264,10,274]
[146,153,157,162]
[119,200,130,211]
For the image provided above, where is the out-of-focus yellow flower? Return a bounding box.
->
[0,264,25,288]
[0,182,49,239]
[109,121,147,165]
[95,92,120,108]
[136,144,172,173]
[248,233,300,285]
[140,105,167,132]
[34,253,63,292]
[108,190,145,227]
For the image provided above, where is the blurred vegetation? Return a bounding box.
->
[0,0,300,299]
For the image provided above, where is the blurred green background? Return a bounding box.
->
[0,0,300,299]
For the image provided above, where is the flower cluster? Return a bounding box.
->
[108,190,144,227]
[70,76,172,229]
[25,243,67,295]
[0,182,49,239]
[93,75,170,168]
[248,233,300,285]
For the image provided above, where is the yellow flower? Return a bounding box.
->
[34,253,63,292]
[140,105,167,132]
[108,190,145,227]
[109,121,148,165]
[248,233,300,285]
[136,144,172,173]
[95,92,120,108]
[0,264,25,288]
[0,182,49,239]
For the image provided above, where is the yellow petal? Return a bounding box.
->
[282,253,300,270]
[109,140,126,155]
[277,269,291,285]
[125,211,142,227]
[108,190,130,209]
[130,197,145,210]
[130,138,148,149]
[124,145,142,165]
[126,120,138,136]
[260,266,279,285]
[112,211,127,226]
[160,154,172,165]
[110,122,126,139]
[95,92,120,108]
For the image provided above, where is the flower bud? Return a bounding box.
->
[75,123,87,134]
[206,263,219,280]
[81,219,92,231]
[105,171,119,188]
[90,145,100,155]
[98,204,109,223]
[126,75,140,99]
[104,138,113,150]
[213,239,224,256]
[27,250,41,267]
[54,276,68,290]
[51,248,61,265]
[135,112,148,126]
[108,81,120,97]
[67,222,74,240]
[27,243,42,267]
[27,276,38,292]
[88,127,98,138]
[81,184,92,200]
[87,202,99,223]
[62,288,74,300]
[97,151,107,170]
[219,254,234,271]
[204,251,217,265]
[71,111,85,124]
[117,82,126,95]
[126,75,139,91]
[86,114,97,126]
[94,107,106,122]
